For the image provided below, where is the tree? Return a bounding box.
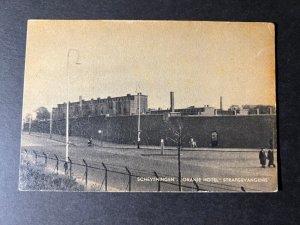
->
[24,113,32,123]
[35,107,50,121]
[228,105,241,114]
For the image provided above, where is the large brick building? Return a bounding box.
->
[52,94,148,120]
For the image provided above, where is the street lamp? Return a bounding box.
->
[28,113,32,135]
[98,129,103,147]
[137,92,141,149]
[177,125,182,192]
[65,49,80,162]
[49,107,53,139]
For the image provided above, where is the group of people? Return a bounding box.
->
[259,148,276,168]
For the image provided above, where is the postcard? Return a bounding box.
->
[19,20,277,192]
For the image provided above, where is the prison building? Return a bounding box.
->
[52,94,148,120]
[150,105,215,116]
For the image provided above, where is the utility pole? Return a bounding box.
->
[28,114,32,135]
[137,92,141,149]
[66,102,69,162]
[178,125,182,191]
[65,49,80,162]
[50,108,52,139]
[98,129,103,147]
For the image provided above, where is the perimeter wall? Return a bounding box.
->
[23,114,277,149]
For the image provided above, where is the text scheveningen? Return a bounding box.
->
[137,177,175,182]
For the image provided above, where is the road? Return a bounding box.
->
[20,132,278,192]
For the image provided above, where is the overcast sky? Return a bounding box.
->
[23,20,275,117]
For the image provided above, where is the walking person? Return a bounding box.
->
[88,136,93,147]
[192,140,197,148]
[259,148,267,168]
[267,149,276,167]
[190,138,194,148]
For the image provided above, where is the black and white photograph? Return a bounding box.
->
[19,20,277,192]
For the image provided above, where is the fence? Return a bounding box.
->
[20,148,250,192]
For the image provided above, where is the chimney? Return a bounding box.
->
[220,96,223,111]
[170,92,174,112]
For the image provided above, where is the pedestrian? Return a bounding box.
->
[88,136,93,146]
[259,148,267,168]
[190,138,194,148]
[192,140,197,148]
[267,149,276,167]
[269,138,273,149]
[64,161,68,175]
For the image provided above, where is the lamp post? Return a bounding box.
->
[98,129,103,147]
[137,92,141,149]
[49,107,53,139]
[65,49,80,162]
[28,113,32,135]
[178,125,182,192]
[161,139,164,155]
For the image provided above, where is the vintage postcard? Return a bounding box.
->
[19,20,277,192]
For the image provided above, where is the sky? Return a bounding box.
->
[22,20,275,117]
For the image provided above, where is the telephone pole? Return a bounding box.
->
[65,49,80,162]
[178,125,182,191]
[49,108,53,139]
[137,92,141,149]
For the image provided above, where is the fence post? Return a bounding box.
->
[125,167,132,192]
[154,171,160,192]
[64,161,68,175]
[23,149,28,159]
[102,163,108,191]
[43,152,47,165]
[160,139,164,155]
[68,157,72,178]
[83,159,88,187]
[54,154,59,174]
[33,150,37,164]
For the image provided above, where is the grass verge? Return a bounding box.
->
[19,160,84,191]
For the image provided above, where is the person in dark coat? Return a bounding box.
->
[64,161,68,175]
[267,149,276,167]
[259,148,267,168]
[88,136,93,146]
